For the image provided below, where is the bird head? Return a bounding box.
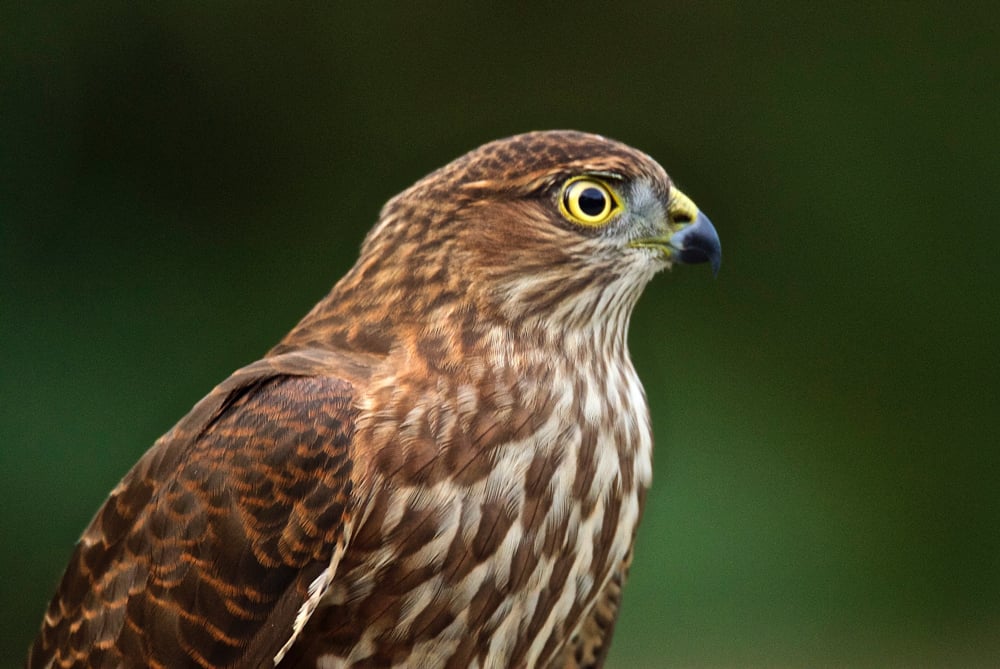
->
[279,131,720,354]
[370,130,719,273]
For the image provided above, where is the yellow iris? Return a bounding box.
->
[560,177,621,226]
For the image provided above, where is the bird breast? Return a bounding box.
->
[299,334,654,668]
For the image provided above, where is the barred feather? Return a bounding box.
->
[28,131,705,668]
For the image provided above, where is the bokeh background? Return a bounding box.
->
[3,3,998,667]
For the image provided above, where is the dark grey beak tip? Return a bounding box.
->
[672,212,722,277]
[677,246,722,277]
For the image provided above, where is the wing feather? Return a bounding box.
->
[28,354,362,668]
[554,547,635,669]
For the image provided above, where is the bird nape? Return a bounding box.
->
[27,131,720,669]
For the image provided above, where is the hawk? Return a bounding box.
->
[27,131,720,668]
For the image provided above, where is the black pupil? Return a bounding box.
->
[577,187,607,217]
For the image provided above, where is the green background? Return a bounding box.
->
[3,3,997,667]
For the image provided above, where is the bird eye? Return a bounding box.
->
[560,177,620,226]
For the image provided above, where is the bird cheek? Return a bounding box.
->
[624,215,666,249]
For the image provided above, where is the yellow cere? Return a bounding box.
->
[559,176,621,226]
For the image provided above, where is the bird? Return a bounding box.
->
[26,130,720,669]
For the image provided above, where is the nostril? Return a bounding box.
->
[672,212,692,225]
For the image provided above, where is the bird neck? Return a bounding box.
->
[270,260,650,379]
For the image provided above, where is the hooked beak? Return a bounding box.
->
[632,187,722,276]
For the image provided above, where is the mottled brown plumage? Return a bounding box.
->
[27,131,720,668]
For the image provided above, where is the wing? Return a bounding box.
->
[554,546,635,669]
[27,354,362,669]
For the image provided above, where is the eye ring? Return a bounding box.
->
[559,177,621,226]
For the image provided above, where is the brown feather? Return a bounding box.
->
[27,131,705,668]
[28,352,364,668]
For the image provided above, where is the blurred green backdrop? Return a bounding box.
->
[3,3,998,667]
